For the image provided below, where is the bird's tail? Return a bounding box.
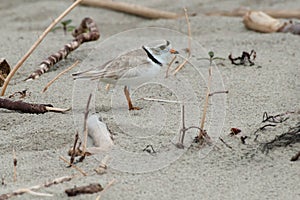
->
[72,69,101,80]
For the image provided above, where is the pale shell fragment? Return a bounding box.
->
[86,114,114,153]
[243,11,284,33]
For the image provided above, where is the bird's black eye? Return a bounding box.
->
[159,45,166,50]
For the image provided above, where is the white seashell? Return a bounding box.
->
[87,114,113,152]
[243,11,284,33]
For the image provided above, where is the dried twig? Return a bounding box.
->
[65,183,103,197]
[209,90,228,96]
[80,94,93,162]
[0,0,83,96]
[95,179,116,200]
[165,55,177,78]
[173,8,192,75]
[137,97,181,104]
[0,176,74,200]
[69,131,79,165]
[26,17,99,81]
[175,104,206,148]
[0,98,69,114]
[199,67,211,133]
[94,156,110,175]
[59,156,87,176]
[219,137,233,149]
[81,0,180,19]
[42,60,79,92]
[194,56,214,144]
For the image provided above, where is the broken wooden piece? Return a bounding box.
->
[243,11,300,34]
[0,176,74,200]
[81,0,180,19]
[0,98,69,114]
[65,183,103,196]
[25,17,100,81]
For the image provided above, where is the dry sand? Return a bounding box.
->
[0,0,299,199]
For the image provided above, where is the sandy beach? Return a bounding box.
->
[0,0,299,199]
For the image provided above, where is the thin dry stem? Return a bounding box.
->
[0,0,83,96]
[83,94,92,155]
[0,175,74,199]
[173,8,192,75]
[42,60,79,93]
[81,0,180,19]
[96,179,116,200]
[138,97,181,104]
[59,156,87,176]
[199,67,212,132]
[165,55,177,78]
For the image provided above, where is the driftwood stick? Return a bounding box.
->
[0,98,68,114]
[173,8,192,75]
[25,17,99,81]
[0,176,74,200]
[0,0,83,96]
[81,0,180,19]
[65,183,103,197]
[205,7,300,19]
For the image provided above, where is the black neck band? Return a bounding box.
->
[142,46,162,66]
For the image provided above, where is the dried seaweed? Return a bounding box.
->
[228,50,256,66]
[260,122,300,154]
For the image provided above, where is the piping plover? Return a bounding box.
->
[73,40,178,110]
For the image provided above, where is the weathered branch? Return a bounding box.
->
[65,183,103,196]
[81,0,180,19]
[0,0,83,96]
[0,176,74,200]
[25,17,99,81]
[243,11,300,35]
[0,98,69,114]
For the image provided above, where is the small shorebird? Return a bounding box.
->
[73,40,178,110]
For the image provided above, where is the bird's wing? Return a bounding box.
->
[73,49,150,80]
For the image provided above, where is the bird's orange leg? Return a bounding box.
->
[124,86,140,110]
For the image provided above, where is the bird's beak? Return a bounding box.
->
[170,49,179,54]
